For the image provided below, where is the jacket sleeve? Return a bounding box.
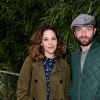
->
[64,60,71,100]
[17,56,33,100]
[95,87,100,100]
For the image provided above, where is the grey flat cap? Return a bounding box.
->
[71,14,96,31]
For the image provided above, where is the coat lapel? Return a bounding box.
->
[51,58,64,74]
[32,58,64,83]
[32,60,46,84]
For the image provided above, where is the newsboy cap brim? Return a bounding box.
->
[71,14,96,31]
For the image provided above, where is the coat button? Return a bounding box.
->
[35,79,38,83]
[60,80,63,83]
[33,97,35,100]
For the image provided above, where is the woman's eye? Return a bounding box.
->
[52,38,57,40]
[43,38,48,41]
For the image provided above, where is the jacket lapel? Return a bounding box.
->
[32,58,64,83]
[51,58,64,74]
[32,61,46,84]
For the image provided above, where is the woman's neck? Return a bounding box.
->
[45,53,55,59]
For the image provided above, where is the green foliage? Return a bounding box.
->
[0,74,18,100]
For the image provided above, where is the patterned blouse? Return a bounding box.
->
[43,57,56,100]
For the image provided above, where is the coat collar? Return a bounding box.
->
[89,39,100,51]
[79,39,100,52]
[77,39,100,72]
[31,58,65,83]
[51,57,65,74]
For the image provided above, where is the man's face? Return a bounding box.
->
[74,25,96,46]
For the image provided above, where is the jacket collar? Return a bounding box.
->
[79,39,99,53]
[89,39,100,51]
[51,57,65,74]
[31,57,65,83]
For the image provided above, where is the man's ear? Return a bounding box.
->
[94,28,96,35]
[74,31,76,37]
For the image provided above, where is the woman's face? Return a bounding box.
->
[41,29,57,58]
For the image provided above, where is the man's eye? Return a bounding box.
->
[87,25,93,30]
[87,27,92,30]
[75,27,81,31]
[76,28,81,31]
[76,29,81,31]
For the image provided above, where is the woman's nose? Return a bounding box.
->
[48,40,52,45]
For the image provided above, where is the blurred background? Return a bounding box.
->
[0,0,100,99]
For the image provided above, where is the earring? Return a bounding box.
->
[41,44,42,46]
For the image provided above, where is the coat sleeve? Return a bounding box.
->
[95,87,100,100]
[17,56,33,100]
[64,60,71,100]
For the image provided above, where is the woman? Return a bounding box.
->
[17,25,70,100]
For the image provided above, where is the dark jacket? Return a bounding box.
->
[17,56,70,100]
[70,40,100,100]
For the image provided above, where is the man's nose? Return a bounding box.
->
[82,30,86,36]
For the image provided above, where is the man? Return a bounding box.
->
[70,13,100,100]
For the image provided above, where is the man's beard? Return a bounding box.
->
[76,35,94,46]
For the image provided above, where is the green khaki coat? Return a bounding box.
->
[17,56,70,100]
